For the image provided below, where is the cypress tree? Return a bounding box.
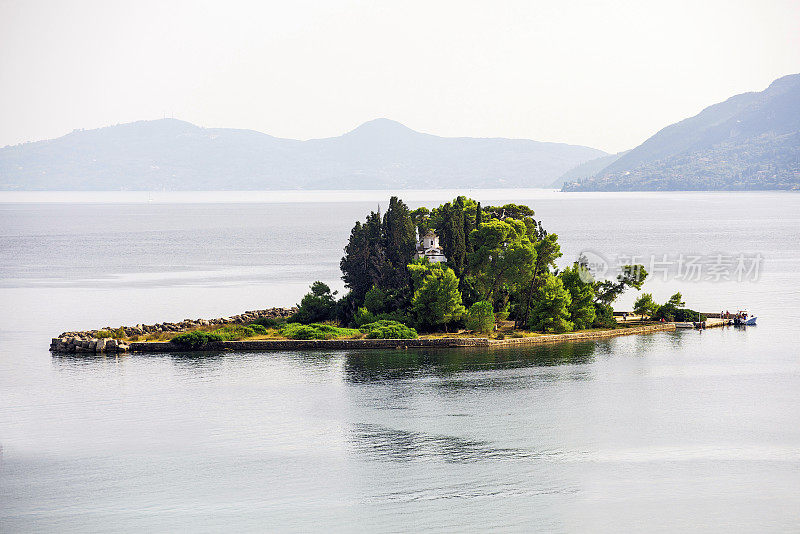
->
[448,205,466,278]
[382,196,416,289]
[340,220,375,300]
[460,197,474,255]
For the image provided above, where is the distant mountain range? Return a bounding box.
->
[0,118,607,191]
[563,73,800,191]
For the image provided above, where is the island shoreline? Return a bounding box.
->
[53,323,678,354]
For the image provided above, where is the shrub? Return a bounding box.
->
[363,286,388,314]
[466,301,495,333]
[280,322,361,340]
[359,320,418,339]
[171,330,224,348]
[294,281,337,324]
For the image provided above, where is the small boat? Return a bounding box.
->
[733,310,757,326]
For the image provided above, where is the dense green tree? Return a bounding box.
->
[411,206,431,235]
[633,292,658,320]
[340,212,390,300]
[559,263,597,330]
[433,202,465,277]
[516,233,562,328]
[429,197,478,278]
[461,197,474,255]
[592,303,618,328]
[528,274,574,333]
[408,260,466,331]
[363,286,388,314]
[341,199,415,301]
[466,300,495,333]
[339,221,371,298]
[339,196,605,336]
[484,203,543,242]
[484,203,535,221]
[295,281,338,324]
[469,218,537,305]
[382,196,417,289]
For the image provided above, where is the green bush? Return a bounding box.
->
[466,301,495,333]
[359,320,418,339]
[280,322,361,340]
[171,330,224,348]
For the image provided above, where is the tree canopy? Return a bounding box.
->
[331,195,654,334]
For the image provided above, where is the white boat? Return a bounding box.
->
[733,311,757,326]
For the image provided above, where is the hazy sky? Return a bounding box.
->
[1,0,798,152]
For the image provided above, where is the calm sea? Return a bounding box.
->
[1,190,799,532]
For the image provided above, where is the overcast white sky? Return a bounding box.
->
[1,0,798,152]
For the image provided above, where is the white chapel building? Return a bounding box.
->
[414,230,447,263]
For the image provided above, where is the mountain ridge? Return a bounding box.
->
[0,118,607,191]
[563,73,800,191]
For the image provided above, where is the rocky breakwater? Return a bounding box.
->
[49,307,297,354]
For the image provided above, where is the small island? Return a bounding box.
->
[51,196,718,354]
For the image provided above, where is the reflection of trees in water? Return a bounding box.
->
[343,341,601,383]
[351,423,536,463]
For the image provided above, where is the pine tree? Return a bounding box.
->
[408,262,466,331]
[528,274,574,333]
[559,263,597,330]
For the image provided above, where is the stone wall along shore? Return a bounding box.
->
[50,307,297,354]
[126,323,676,354]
